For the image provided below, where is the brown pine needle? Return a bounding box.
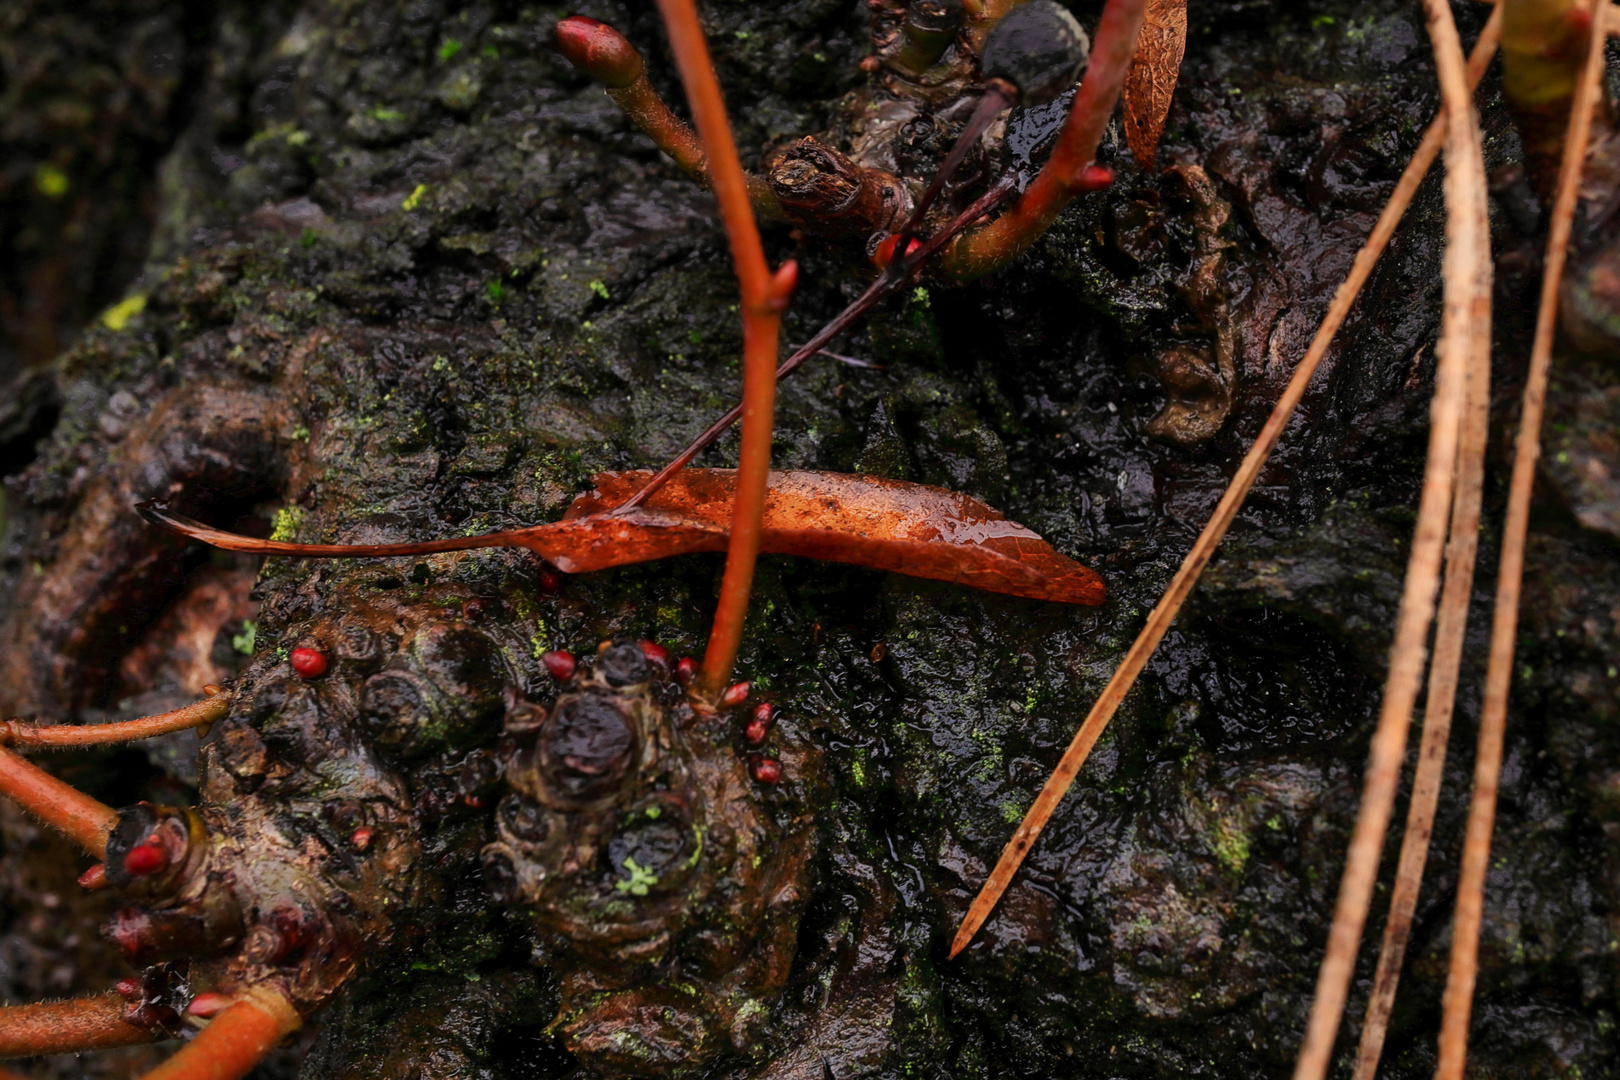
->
[1435,4,1608,1077]
[1351,10,1501,1076]
[949,7,1497,961]
[0,690,228,750]
[1291,0,1489,1074]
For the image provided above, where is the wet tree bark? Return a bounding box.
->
[3,2,1619,1079]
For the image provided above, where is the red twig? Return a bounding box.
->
[0,745,118,859]
[1436,4,1609,1077]
[652,0,797,701]
[940,0,1148,280]
[0,691,228,750]
[0,993,164,1058]
[134,988,299,1080]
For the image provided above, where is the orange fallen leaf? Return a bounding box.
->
[140,470,1104,606]
[1122,0,1187,170]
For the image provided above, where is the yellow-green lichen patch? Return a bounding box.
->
[101,294,147,331]
[270,506,306,542]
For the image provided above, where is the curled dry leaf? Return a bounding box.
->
[1122,0,1188,170]
[138,470,1104,607]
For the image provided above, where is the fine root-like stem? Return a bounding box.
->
[939,0,1147,280]
[651,0,797,701]
[134,987,300,1080]
[948,2,1499,962]
[0,690,228,750]
[1436,5,1608,1078]
[1350,21,1502,1080]
[1291,1,1491,1076]
[0,745,118,859]
[0,993,166,1058]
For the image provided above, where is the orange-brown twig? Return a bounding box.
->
[652,0,797,702]
[554,16,783,220]
[1349,27,1501,1079]
[0,993,165,1058]
[1292,0,1490,1075]
[940,0,1147,280]
[0,745,118,859]
[135,988,299,1080]
[1436,4,1608,1077]
[0,691,228,751]
[949,0,1498,962]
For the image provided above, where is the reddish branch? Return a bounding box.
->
[135,989,299,1080]
[651,0,797,701]
[939,0,1148,279]
[0,993,164,1058]
[0,691,228,750]
[0,745,118,859]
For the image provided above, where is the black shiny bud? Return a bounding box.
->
[980,0,1089,106]
[607,806,693,896]
[539,694,635,798]
[598,641,650,687]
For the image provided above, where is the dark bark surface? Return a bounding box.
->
[2,1,1619,1078]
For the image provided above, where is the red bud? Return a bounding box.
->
[556,16,645,89]
[1074,163,1114,191]
[744,718,769,747]
[115,978,143,1000]
[720,682,750,708]
[350,826,374,852]
[122,841,168,878]
[78,863,107,890]
[290,646,328,679]
[750,757,782,785]
[187,993,230,1019]
[675,657,696,686]
[639,640,671,673]
[542,649,576,682]
[768,261,799,311]
[872,233,923,271]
